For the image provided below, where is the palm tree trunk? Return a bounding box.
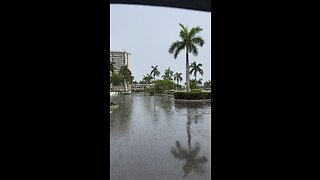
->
[186,49,190,92]
[187,108,192,150]
[124,80,127,92]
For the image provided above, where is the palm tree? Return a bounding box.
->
[173,72,183,85]
[129,75,134,91]
[162,67,174,81]
[169,23,205,92]
[170,108,208,177]
[203,80,211,89]
[119,65,132,92]
[110,62,116,90]
[110,73,122,92]
[150,65,160,93]
[110,61,116,75]
[189,61,204,82]
[143,73,153,89]
[146,73,153,86]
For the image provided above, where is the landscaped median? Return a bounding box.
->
[174,92,211,100]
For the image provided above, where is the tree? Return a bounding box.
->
[155,79,177,93]
[110,73,122,91]
[189,79,198,89]
[173,72,183,85]
[189,61,204,82]
[143,73,153,91]
[162,67,174,81]
[150,65,160,93]
[119,65,132,92]
[169,23,205,92]
[203,80,211,89]
[110,61,116,75]
[129,76,134,91]
[110,62,116,90]
[170,108,208,177]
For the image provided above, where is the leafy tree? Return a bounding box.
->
[169,23,205,92]
[189,79,198,89]
[155,80,177,93]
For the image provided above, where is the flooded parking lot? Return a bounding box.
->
[110,93,211,180]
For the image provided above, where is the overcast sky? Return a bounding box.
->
[110,5,211,84]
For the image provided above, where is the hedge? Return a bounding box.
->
[174,92,211,99]
[191,89,202,93]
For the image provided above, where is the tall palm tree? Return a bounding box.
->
[169,23,205,92]
[189,61,204,82]
[150,65,160,93]
[173,72,183,85]
[170,108,208,177]
[119,65,132,92]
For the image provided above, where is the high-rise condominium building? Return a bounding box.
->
[110,51,131,74]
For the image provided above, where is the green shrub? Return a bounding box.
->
[191,89,202,93]
[156,90,164,94]
[203,92,211,99]
[174,92,211,99]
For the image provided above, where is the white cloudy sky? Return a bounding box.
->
[110,4,211,83]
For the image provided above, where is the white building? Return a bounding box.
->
[110,51,131,74]
[110,51,132,92]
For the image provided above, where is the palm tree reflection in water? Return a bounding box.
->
[170,107,208,177]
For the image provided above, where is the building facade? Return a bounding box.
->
[110,51,131,74]
[110,51,132,92]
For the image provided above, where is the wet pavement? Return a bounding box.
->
[110,92,211,180]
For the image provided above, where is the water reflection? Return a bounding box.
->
[111,93,211,179]
[170,107,208,177]
[110,94,133,134]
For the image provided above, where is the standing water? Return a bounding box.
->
[110,92,211,180]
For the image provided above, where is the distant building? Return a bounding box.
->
[110,51,131,74]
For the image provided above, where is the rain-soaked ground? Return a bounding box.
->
[110,92,211,180]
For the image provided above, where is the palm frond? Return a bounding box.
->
[189,26,203,38]
[199,69,204,76]
[179,23,189,40]
[192,37,205,47]
[168,41,181,54]
[190,44,199,56]
[173,43,185,59]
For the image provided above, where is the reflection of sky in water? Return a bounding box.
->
[110,93,211,180]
